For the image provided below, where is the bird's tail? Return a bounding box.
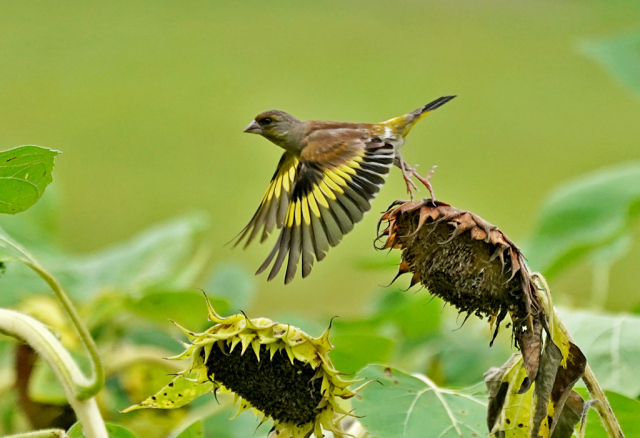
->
[382,95,456,137]
[410,95,457,120]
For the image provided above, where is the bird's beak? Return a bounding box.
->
[243,120,262,134]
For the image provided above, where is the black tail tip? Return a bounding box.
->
[421,95,457,113]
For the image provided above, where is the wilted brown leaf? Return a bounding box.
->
[532,338,586,437]
[486,352,585,438]
[485,354,532,437]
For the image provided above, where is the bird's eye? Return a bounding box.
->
[260,117,272,125]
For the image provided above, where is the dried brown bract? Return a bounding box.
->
[377,199,544,380]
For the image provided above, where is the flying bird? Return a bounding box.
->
[235,95,456,284]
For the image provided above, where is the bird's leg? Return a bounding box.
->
[398,158,418,199]
[409,164,437,202]
[396,158,436,201]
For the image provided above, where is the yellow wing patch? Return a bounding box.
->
[246,142,395,284]
[312,185,329,209]
[307,194,321,217]
[263,156,298,204]
[235,153,300,248]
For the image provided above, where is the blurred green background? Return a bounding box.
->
[1,0,639,315]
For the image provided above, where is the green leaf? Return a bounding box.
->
[202,400,271,438]
[172,420,204,438]
[371,289,442,340]
[205,262,256,311]
[62,214,209,295]
[68,422,140,438]
[588,233,632,266]
[127,289,229,332]
[122,375,213,412]
[354,365,487,438]
[0,186,60,248]
[0,226,30,263]
[0,214,209,306]
[574,390,640,437]
[27,346,94,406]
[329,321,394,374]
[558,308,640,398]
[103,423,141,438]
[28,358,67,405]
[581,31,640,97]
[431,325,513,388]
[0,145,60,215]
[526,162,640,278]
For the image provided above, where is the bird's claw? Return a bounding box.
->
[403,174,418,199]
[411,165,437,202]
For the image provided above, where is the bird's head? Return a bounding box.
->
[243,110,302,150]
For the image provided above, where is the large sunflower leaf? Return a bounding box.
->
[0,214,208,305]
[127,290,229,332]
[354,365,487,438]
[526,162,640,278]
[0,145,60,215]
[558,308,640,398]
[329,326,394,375]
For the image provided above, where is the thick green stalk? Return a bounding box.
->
[22,259,104,399]
[0,309,108,438]
[1,235,103,399]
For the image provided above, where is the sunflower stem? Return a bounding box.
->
[1,234,104,399]
[0,309,108,438]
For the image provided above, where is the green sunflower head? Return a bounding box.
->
[123,297,362,438]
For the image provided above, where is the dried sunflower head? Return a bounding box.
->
[377,199,544,381]
[123,298,361,438]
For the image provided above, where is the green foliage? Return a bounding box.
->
[371,288,442,341]
[127,290,229,332]
[205,262,257,311]
[581,31,640,97]
[173,420,204,438]
[1,140,638,436]
[0,186,59,248]
[68,422,140,438]
[575,390,640,437]
[354,365,487,438]
[0,146,60,215]
[559,308,640,398]
[329,288,511,387]
[526,161,640,278]
[199,400,271,438]
[29,358,72,405]
[0,214,208,306]
[329,326,394,374]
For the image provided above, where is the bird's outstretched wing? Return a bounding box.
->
[236,129,395,283]
[234,152,300,248]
